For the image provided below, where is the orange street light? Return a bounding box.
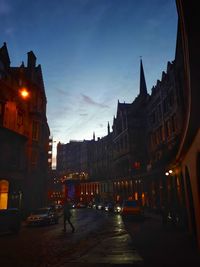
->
[19,88,30,99]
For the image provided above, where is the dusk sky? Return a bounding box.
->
[0,0,178,161]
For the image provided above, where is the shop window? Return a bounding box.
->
[0,180,9,209]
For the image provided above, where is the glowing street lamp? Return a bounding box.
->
[19,88,29,99]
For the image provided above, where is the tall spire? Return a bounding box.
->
[93,131,95,141]
[107,122,110,135]
[139,59,147,95]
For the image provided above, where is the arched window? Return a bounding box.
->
[0,180,9,209]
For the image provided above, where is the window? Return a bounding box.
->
[0,103,3,125]
[31,150,38,165]
[165,120,171,138]
[169,91,174,106]
[17,111,23,126]
[163,98,168,114]
[0,180,9,209]
[150,111,156,124]
[157,104,162,121]
[171,114,176,133]
[32,121,39,140]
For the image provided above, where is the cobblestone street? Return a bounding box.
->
[1,208,200,267]
[0,209,143,267]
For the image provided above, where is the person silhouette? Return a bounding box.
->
[63,198,75,233]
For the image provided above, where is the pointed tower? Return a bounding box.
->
[107,122,110,135]
[93,132,95,141]
[0,42,11,68]
[139,59,147,96]
[20,61,25,68]
[27,50,36,69]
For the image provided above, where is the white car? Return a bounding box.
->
[26,207,59,226]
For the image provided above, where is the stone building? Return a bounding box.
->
[172,0,200,249]
[112,60,149,202]
[0,43,50,214]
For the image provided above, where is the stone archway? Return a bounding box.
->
[0,180,9,209]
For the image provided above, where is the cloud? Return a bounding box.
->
[56,88,69,96]
[99,123,104,128]
[79,113,88,116]
[81,93,109,108]
[0,0,11,15]
[48,106,69,117]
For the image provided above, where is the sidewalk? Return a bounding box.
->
[125,211,200,266]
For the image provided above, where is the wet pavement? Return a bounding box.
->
[123,210,200,266]
[0,209,143,267]
[41,211,144,267]
[1,208,200,267]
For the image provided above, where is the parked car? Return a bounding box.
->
[0,208,21,234]
[76,202,87,208]
[104,202,115,212]
[92,202,99,209]
[97,203,105,210]
[87,202,93,208]
[121,200,143,217]
[54,204,63,211]
[71,203,76,209]
[26,207,59,226]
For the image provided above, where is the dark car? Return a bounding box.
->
[97,202,105,210]
[76,202,87,208]
[104,202,115,212]
[0,208,21,234]
[121,200,143,218]
[26,207,59,226]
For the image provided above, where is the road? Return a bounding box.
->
[1,208,200,267]
[0,208,144,267]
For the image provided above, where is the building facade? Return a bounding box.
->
[0,43,50,215]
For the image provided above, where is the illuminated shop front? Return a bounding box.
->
[0,180,9,209]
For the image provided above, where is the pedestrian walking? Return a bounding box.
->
[63,198,75,233]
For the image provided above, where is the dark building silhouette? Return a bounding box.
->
[0,43,50,215]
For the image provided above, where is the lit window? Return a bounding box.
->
[0,180,9,209]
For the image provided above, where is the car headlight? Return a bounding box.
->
[116,206,121,212]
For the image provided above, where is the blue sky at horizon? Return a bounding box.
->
[1,0,178,148]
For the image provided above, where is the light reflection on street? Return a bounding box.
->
[0,208,144,266]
